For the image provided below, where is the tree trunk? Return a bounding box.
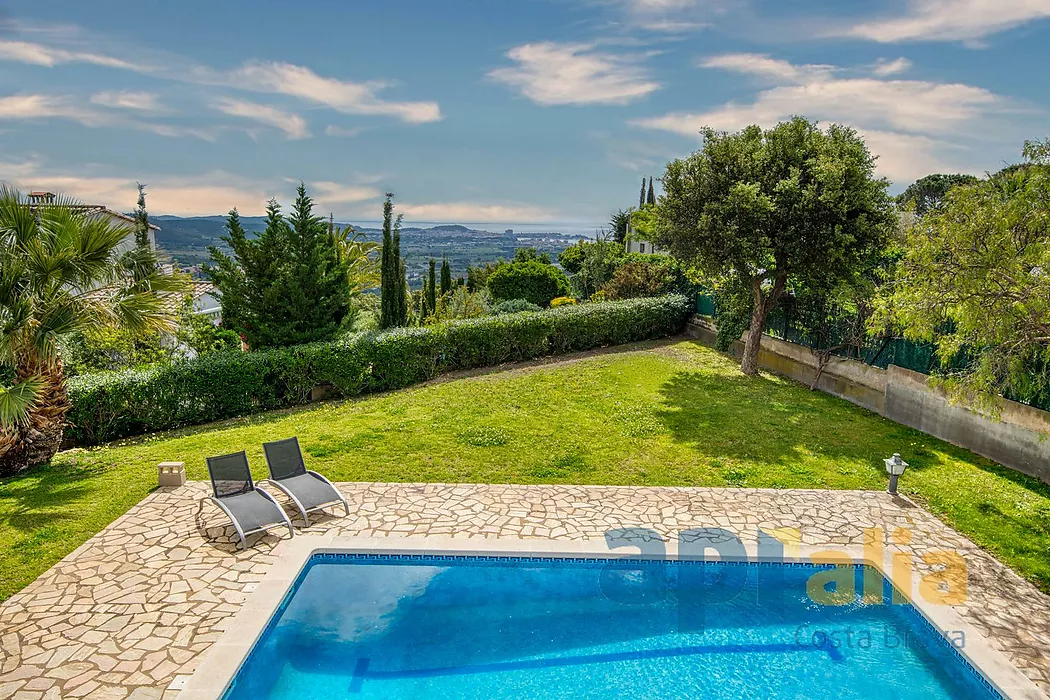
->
[740,273,787,377]
[0,358,70,477]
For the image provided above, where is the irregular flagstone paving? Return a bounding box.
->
[0,482,1048,699]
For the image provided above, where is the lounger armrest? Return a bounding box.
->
[306,470,338,489]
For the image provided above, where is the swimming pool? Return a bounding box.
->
[220,552,1002,699]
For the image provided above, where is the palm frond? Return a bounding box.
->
[0,376,44,429]
[110,289,176,336]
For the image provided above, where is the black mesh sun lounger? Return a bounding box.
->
[262,437,350,526]
[206,451,294,549]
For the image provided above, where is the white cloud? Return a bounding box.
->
[0,160,384,217]
[90,90,163,111]
[854,129,961,182]
[0,39,136,69]
[310,181,382,206]
[599,0,715,32]
[0,93,216,140]
[228,61,442,124]
[325,125,367,138]
[698,53,834,82]
[0,164,269,215]
[871,57,913,76]
[0,37,441,127]
[634,54,1002,183]
[397,201,557,223]
[843,0,1050,42]
[488,42,660,106]
[213,97,309,139]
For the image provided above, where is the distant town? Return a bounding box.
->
[154,215,595,285]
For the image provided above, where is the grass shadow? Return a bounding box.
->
[0,460,107,534]
[655,368,892,479]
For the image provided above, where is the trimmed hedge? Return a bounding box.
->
[66,294,692,445]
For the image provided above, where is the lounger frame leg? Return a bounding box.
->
[209,497,249,549]
[258,488,295,539]
[306,470,351,517]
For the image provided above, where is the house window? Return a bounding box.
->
[639,243,646,254]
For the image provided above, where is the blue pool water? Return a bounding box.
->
[223,554,1000,699]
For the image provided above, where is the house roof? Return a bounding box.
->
[82,281,215,317]
[26,192,161,231]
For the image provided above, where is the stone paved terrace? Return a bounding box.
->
[1,482,1049,699]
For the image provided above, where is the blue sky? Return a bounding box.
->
[1,0,1048,227]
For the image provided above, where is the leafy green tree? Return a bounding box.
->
[487,261,571,307]
[379,194,408,328]
[559,238,626,297]
[440,255,452,295]
[61,325,171,376]
[655,118,897,375]
[647,177,655,205]
[601,256,687,301]
[878,142,1050,409]
[174,299,240,357]
[577,236,625,299]
[898,173,979,217]
[513,247,552,264]
[558,240,587,274]
[467,260,503,292]
[0,187,185,474]
[206,184,349,348]
[610,209,631,245]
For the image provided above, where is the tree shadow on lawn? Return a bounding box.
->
[654,368,946,486]
[0,460,106,537]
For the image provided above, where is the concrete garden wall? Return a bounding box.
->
[686,316,1050,484]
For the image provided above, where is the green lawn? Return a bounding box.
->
[2,339,1049,601]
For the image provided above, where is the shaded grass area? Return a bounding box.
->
[2,340,1049,601]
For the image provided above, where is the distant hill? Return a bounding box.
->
[152,215,585,284]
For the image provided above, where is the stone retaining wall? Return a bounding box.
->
[686,316,1050,484]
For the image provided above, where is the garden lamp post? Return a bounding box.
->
[884,453,908,495]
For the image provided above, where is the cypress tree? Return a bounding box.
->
[133,183,152,251]
[124,182,159,284]
[440,255,452,295]
[397,259,409,326]
[379,195,393,328]
[639,178,646,209]
[393,209,407,326]
[427,258,437,316]
[380,193,408,328]
[647,177,655,205]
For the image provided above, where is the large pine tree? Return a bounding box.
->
[206,184,349,348]
[639,178,646,209]
[647,177,656,205]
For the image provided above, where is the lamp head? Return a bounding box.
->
[884,453,908,476]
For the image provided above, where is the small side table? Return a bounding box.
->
[158,461,186,487]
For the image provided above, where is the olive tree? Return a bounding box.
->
[654,118,897,375]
